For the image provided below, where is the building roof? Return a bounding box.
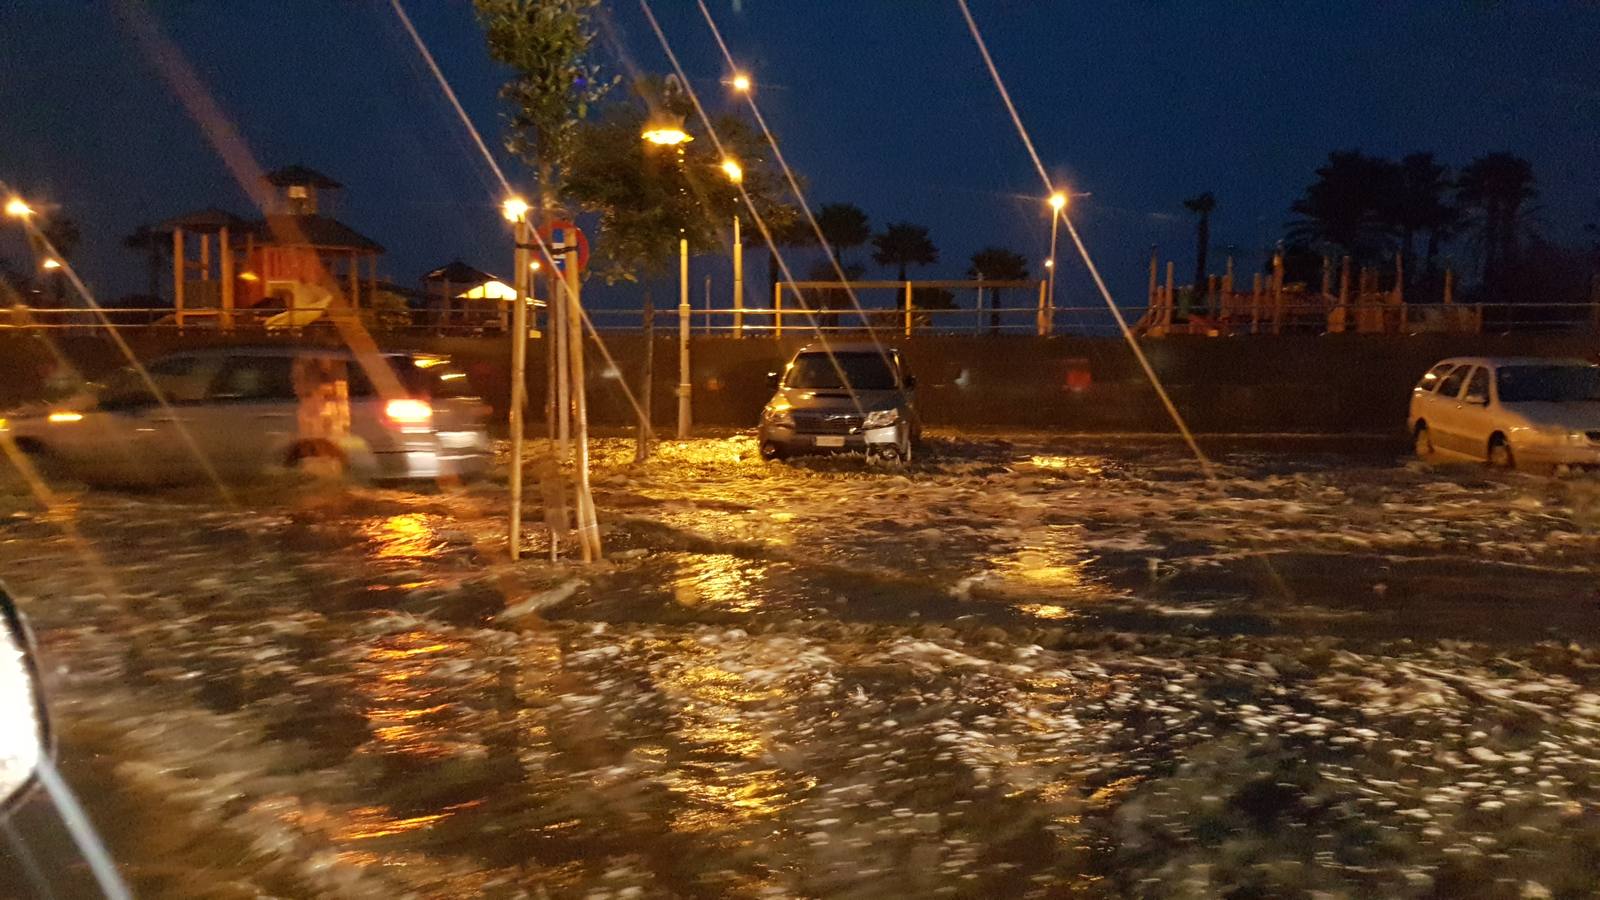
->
[265,165,342,189]
[423,260,496,284]
[156,207,253,233]
[255,214,383,253]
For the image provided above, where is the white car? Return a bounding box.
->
[1408,356,1600,469]
[0,347,491,485]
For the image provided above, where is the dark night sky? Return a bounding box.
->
[2,1,1598,319]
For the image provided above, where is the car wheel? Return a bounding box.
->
[760,441,786,462]
[289,441,347,479]
[1487,435,1515,469]
[1413,423,1435,460]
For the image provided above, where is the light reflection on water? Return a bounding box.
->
[361,513,447,560]
[352,630,478,762]
[672,554,769,612]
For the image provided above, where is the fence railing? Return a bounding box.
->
[7,295,1599,339]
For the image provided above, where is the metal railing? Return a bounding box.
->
[6,297,1598,339]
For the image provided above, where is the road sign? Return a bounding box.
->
[537,220,589,274]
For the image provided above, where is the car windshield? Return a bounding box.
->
[784,352,897,390]
[1496,365,1600,403]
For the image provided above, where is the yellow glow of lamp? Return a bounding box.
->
[1049,191,1068,212]
[4,198,33,219]
[721,159,743,183]
[1044,258,1054,269]
[731,73,751,92]
[642,123,692,146]
[40,258,61,270]
[47,411,83,423]
[501,196,530,223]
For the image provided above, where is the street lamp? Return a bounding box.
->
[720,159,743,183]
[641,120,692,146]
[721,160,746,337]
[731,73,751,93]
[503,193,533,559]
[501,196,530,223]
[40,258,61,270]
[4,198,33,219]
[1044,191,1068,335]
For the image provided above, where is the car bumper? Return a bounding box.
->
[759,423,904,453]
[371,430,491,481]
[1517,443,1600,467]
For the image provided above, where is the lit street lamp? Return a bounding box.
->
[4,198,34,219]
[722,159,745,337]
[40,258,61,270]
[502,194,533,560]
[1045,191,1068,335]
[731,73,751,93]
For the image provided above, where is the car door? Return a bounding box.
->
[1428,365,1473,455]
[194,355,300,477]
[1454,366,1496,460]
[91,354,218,483]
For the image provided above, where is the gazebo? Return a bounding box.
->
[422,259,528,332]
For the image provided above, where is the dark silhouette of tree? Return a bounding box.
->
[38,215,80,262]
[1288,150,1399,267]
[816,203,870,265]
[871,222,938,281]
[1390,152,1460,282]
[967,246,1029,333]
[123,224,170,300]
[805,259,863,329]
[1457,152,1536,298]
[1182,192,1215,290]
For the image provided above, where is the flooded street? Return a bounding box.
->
[3,434,1600,898]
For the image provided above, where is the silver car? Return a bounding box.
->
[1408,356,1600,470]
[758,343,921,462]
[1,347,491,485]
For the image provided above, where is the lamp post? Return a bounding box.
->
[1046,191,1067,335]
[721,159,744,337]
[502,196,531,560]
[642,89,695,439]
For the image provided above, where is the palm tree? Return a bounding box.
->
[967,246,1029,333]
[1182,192,1216,291]
[1288,150,1399,266]
[816,203,870,266]
[1390,153,1459,282]
[1457,152,1537,297]
[123,224,171,300]
[871,222,939,281]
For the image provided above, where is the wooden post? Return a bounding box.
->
[638,290,653,462]
[677,236,691,439]
[773,281,783,339]
[904,280,914,337]
[732,214,744,337]
[199,233,211,281]
[219,225,235,332]
[347,251,359,310]
[1331,255,1350,334]
[566,240,600,562]
[1250,272,1263,335]
[1162,261,1175,335]
[508,218,531,560]
[1036,278,1049,336]
[1271,248,1285,335]
[172,227,185,329]
[555,255,570,453]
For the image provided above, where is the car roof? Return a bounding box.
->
[1433,356,1595,369]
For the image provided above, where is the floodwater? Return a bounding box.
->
[1,434,1598,898]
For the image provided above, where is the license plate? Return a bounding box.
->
[815,435,846,448]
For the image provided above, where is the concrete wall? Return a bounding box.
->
[4,331,1596,434]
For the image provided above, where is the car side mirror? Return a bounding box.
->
[1464,393,1488,406]
[0,584,48,811]
[903,374,917,389]
[767,371,781,389]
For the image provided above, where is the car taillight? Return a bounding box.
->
[384,398,433,427]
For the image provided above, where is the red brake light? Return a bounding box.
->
[384,398,433,426]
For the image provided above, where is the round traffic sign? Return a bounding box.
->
[537,220,590,274]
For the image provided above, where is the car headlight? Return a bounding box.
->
[762,405,793,427]
[863,408,900,429]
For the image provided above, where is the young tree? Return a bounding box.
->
[871,222,939,281]
[1181,192,1215,290]
[1457,152,1537,298]
[816,203,870,266]
[967,246,1029,333]
[474,0,615,221]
